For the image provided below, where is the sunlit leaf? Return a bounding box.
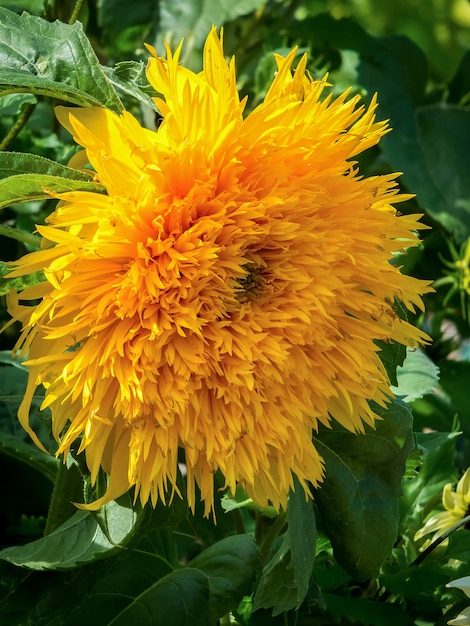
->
[0,7,123,111]
[0,152,94,182]
[391,348,440,402]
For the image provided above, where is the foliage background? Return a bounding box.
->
[0,0,470,624]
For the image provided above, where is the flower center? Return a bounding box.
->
[234,263,265,303]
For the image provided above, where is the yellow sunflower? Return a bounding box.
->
[6,28,431,515]
[415,468,470,545]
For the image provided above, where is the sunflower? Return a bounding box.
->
[6,28,431,515]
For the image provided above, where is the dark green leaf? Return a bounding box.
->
[156,0,266,49]
[253,486,317,616]
[448,49,470,104]
[109,567,211,626]
[313,400,414,579]
[376,339,406,387]
[0,431,58,483]
[359,37,470,242]
[0,7,123,111]
[401,431,460,535]
[0,495,138,570]
[253,534,298,616]
[189,534,260,620]
[323,592,411,626]
[97,0,157,38]
[287,480,316,607]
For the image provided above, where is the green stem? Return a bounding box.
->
[259,512,287,564]
[0,103,36,152]
[231,507,246,535]
[378,514,470,602]
[44,460,84,535]
[411,514,470,567]
[0,224,42,248]
[69,0,86,24]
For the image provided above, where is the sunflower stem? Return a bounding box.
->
[68,0,86,24]
[0,224,42,248]
[0,102,36,151]
[258,512,287,565]
[231,507,246,534]
[44,460,84,536]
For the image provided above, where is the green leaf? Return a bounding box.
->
[253,534,298,616]
[323,592,410,626]
[287,481,316,607]
[0,495,138,570]
[156,0,266,49]
[108,567,211,626]
[102,62,158,111]
[253,487,317,616]
[376,339,406,387]
[189,534,260,621]
[391,348,440,402]
[313,400,414,580]
[97,0,157,38]
[0,431,58,483]
[0,152,104,212]
[0,7,123,111]
[0,261,44,295]
[0,173,104,211]
[401,430,460,534]
[359,36,470,242]
[0,152,95,182]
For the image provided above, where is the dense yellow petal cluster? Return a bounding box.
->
[7,29,431,515]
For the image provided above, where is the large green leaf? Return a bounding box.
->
[109,568,211,626]
[156,0,266,49]
[359,36,470,242]
[253,534,298,616]
[323,592,411,626]
[0,7,123,111]
[286,481,316,607]
[97,0,157,38]
[0,149,105,211]
[313,399,414,580]
[0,173,103,210]
[0,495,138,570]
[189,534,260,621]
[253,486,317,615]
[0,152,95,182]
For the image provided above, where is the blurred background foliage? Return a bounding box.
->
[1,0,470,624]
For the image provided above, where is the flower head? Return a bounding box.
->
[447,577,470,625]
[7,29,431,515]
[415,468,470,545]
